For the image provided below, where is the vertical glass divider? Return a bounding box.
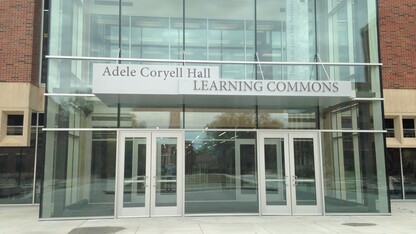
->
[32,113,40,204]
[400,149,405,199]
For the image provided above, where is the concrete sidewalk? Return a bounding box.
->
[1,201,415,234]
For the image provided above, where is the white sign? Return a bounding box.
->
[180,79,353,97]
[92,64,355,98]
[93,64,219,80]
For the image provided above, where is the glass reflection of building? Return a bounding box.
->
[41,0,388,218]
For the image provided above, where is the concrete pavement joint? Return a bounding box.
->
[256,222,273,234]
[198,223,205,234]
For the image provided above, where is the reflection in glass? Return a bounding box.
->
[41,131,116,218]
[239,144,257,195]
[293,138,317,205]
[258,108,318,129]
[155,137,177,207]
[322,132,388,213]
[402,149,416,199]
[185,131,258,214]
[322,101,383,131]
[46,96,116,128]
[186,0,255,80]
[185,108,256,129]
[46,96,183,129]
[386,148,402,199]
[264,138,286,206]
[0,148,35,204]
[123,138,147,208]
[121,107,183,129]
[121,0,183,59]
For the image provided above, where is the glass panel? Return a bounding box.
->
[186,0,254,80]
[317,0,379,64]
[155,137,177,207]
[316,0,381,98]
[47,60,117,94]
[46,96,113,128]
[49,0,119,57]
[0,143,36,204]
[185,131,258,214]
[123,137,147,208]
[239,144,257,195]
[402,149,416,199]
[35,128,45,203]
[120,107,183,129]
[121,0,182,59]
[256,0,285,79]
[40,131,116,218]
[257,0,316,81]
[258,108,318,129]
[322,132,389,213]
[321,101,384,131]
[264,138,286,205]
[386,148,403,199]
[184,108,256,129]
[293,138,317,206]
[47,97,184,129]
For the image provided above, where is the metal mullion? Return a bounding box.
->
[31,113,40,204]
[400,149,405,199]
[45,55,383,66]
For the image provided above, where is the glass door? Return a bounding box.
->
[117,131,183,217]
[258,133,291,214]
[258,132,322,215]
[289,133,322,215]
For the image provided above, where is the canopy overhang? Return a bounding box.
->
[93,64,356,108]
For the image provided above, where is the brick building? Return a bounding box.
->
[379,1,416,200]
[0,0,45,204]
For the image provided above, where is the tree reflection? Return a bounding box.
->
[205,111,284,129]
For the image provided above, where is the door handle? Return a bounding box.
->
[145,176,149,187]
[153,176,157,187]
[293,175,298,186]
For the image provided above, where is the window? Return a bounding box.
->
[402,119,415,138]
[401,149,416,199]
[44,0,49,10]
[385,118,394,138]
[31,113,45,126]
[386,148,402,199]
[7,115,24,136]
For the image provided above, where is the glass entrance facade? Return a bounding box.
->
[41,0,388,218]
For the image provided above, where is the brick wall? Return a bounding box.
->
[0,0,42,85]
[379,1,416,89]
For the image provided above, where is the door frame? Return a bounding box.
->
[257,131,323,215]
[116,130,184,218]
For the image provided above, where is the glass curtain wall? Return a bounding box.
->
[316,0,388,213]
[43,0,120,218]
[43,0,387,217]
[41,131,116,218]
[47,0,382,94]
[316,0,381,98]
[321,99,388,213]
